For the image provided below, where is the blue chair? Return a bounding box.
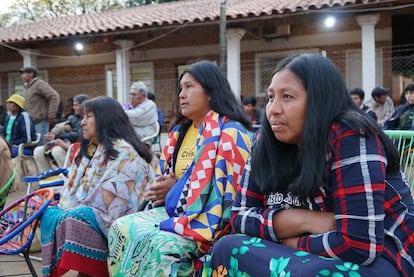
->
[0,188,54,277]
[24,168,69,201]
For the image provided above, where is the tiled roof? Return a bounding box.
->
[0,0,402,43]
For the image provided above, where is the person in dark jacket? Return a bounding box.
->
[33,94,89,172]
[384,83,414,130]
[243,95,262,125]
[2,94,37,157]
[349,88,377,122]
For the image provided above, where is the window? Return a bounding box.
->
[345,49,383,90]
[105,62,154,100]
[255,49,319,97]
[7,70,49,96]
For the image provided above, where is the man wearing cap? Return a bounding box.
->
[20,66,60,145]
[367,86,395,128]
[2,94,37,157]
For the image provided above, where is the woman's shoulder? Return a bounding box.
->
[329,113,379,142]
[221,120,252,148]
[112,139,150,163]
[222,119,249,133]
[113,138,136,151]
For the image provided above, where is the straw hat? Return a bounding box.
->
[7,94,25,109]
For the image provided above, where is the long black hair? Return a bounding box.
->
[77,96,152,163]
[172,60,251,130]
[253,53,399,201]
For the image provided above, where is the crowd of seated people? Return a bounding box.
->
[33,94,89,172]
[108,60,252,276]
[2,56,413,277]
[39,96,153,277]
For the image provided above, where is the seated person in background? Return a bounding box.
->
[61,97,74,119]
[0,134,12,196]
[0,105,7,134]
[349,87,377,121]
[2,94,37,158]
[147,91,163,129]
[40,96,154,277]
[203,53,414,277]
[367,86,395,128]
[384,83,414,130]
[33,94,89,172]
[124,81,158,145]
[108,60,252,276]
[242,95,262,125]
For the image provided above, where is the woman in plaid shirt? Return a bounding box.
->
[203,53,414,277]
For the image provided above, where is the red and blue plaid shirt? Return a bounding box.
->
[232,121,414,276]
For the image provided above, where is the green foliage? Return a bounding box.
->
[0,0,123,26]
[0,0,180,26]
[0,13,12,27]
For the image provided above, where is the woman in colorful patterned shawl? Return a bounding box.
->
[40,96,154,277]
[108,60,252,276]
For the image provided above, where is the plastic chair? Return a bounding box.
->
[0,170,16,210]
[383,130,414,190]
[140,122,160,146]
[63,142,80,168]
[151,131,163,154]
[17,133,41,162]
[24,168,69,199]
[13,133,41,191]
[0,188,55,277]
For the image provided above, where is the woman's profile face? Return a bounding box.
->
[73,101,82,115]
[81,110,98,144]
[179,72,210,125]
[266,68,307,146]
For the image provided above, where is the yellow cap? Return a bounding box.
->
[7,94,25,109]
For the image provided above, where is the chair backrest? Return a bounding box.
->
[383,130,414,191]
[63,142,80,168]
[13,133,41,191]
[151,129,163,154]
[0,188,54,254]
[17,133,41,156]
[141,122,160,145]
[0,170,16,210]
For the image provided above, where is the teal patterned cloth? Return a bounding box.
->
[109,207,201,277]
[202,234,400,277]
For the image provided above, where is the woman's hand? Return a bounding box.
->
[54,139,70,150]
[281,237,300,249]
[305,211,335,235]
[44,132,56,142]
[144,172,177,206]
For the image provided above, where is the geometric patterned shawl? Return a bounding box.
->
[158,110,251,253]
